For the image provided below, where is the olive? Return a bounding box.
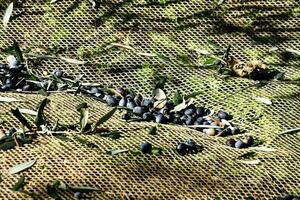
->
[118,98,127,107]
[176,143,188,155]
[121,113,130,120]
[245,136,254,147]
[226,138,236,147]
[235,140,246,149]
[218,111,229,120]
[106,95,118,106]
[142,112,153,121]
[133,106,146,115]
[140,142,152,153]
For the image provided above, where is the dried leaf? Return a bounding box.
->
[50,0,59,3]
[19,109,37,116]
[153,99,167,109]
[77,103,89,133]
[239,160,261,165]
[107,149,128,155]
[0,97,22,103]
[171,99,186,112]
[11,175,25,191]
[3,2,13,27]
[269,47,278,53]
[11,108,32,130]
[278,127,300,135]
[9,160,36,175]
[217,0,225,5]
[153,88,166,100]
[93,107,117,130]
[108,43,135,51]
[88,0,96,7]
[195,49,211,55]
[70,186,100,193]
[254,97,272,105]
[35,98,50,128]
[59,56,87,65]
[250,147,276,152]
[285,48,300,56]
[98,131,121,139]
[137,52,157,57]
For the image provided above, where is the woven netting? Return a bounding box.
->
[0,0,300,199]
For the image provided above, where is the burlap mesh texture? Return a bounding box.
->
[0,0,300,199]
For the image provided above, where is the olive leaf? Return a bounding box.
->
[2,41,23,62]
[46,181,63,200]
[93,107,117,131]
[11,108,32,130]
[70,186,100,193]
[19,109,37,116]
[153,99,167,109]
[74,136,97,148]
[98,131,121,139]
[278,127,300,135]
[285,48,300,56]
[11,175,25,192]
[153,88,166,100]
[250,147,276,152]
[3,2,13,27]
[151,147,163,156]
[106,149,129,155]
[50,0,60,3]
[59,56,87,65]
[35,98,50,128]
[172,91,183,105]
[238,160,261,165]
[9,160,36,175]
[76,103,89,133]
[171,99,186,112]
[217,0,225,5]
[254,97,272,105]
[204,57,217,66]
[38,89,49,96]
[0,96,22,103]
[154,76,167,90]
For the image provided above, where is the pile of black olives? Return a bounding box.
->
[87,86,241,136]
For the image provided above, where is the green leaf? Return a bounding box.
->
[106,149,128,155]
[76,103,89,133]
[148,126,157,135]
[74,136,97,148]
[11,108,32,130]
[185,91,202,100]
[9,160,36,175]
[11,175,25,192]
[203,57,217,66]
[93,107,117,131]
[3,2,13,27]
[35,98,50,128]
[13,41,23,62]
[70,186,100,193]
[172,91,183,105]
[154,76,167,90]
[98,131,121,139]
[151,147,163,156]
[54,135,72,142]
[46,181,61,200]
[38,89,49,96]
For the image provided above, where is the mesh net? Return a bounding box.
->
[0,0,300,199]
